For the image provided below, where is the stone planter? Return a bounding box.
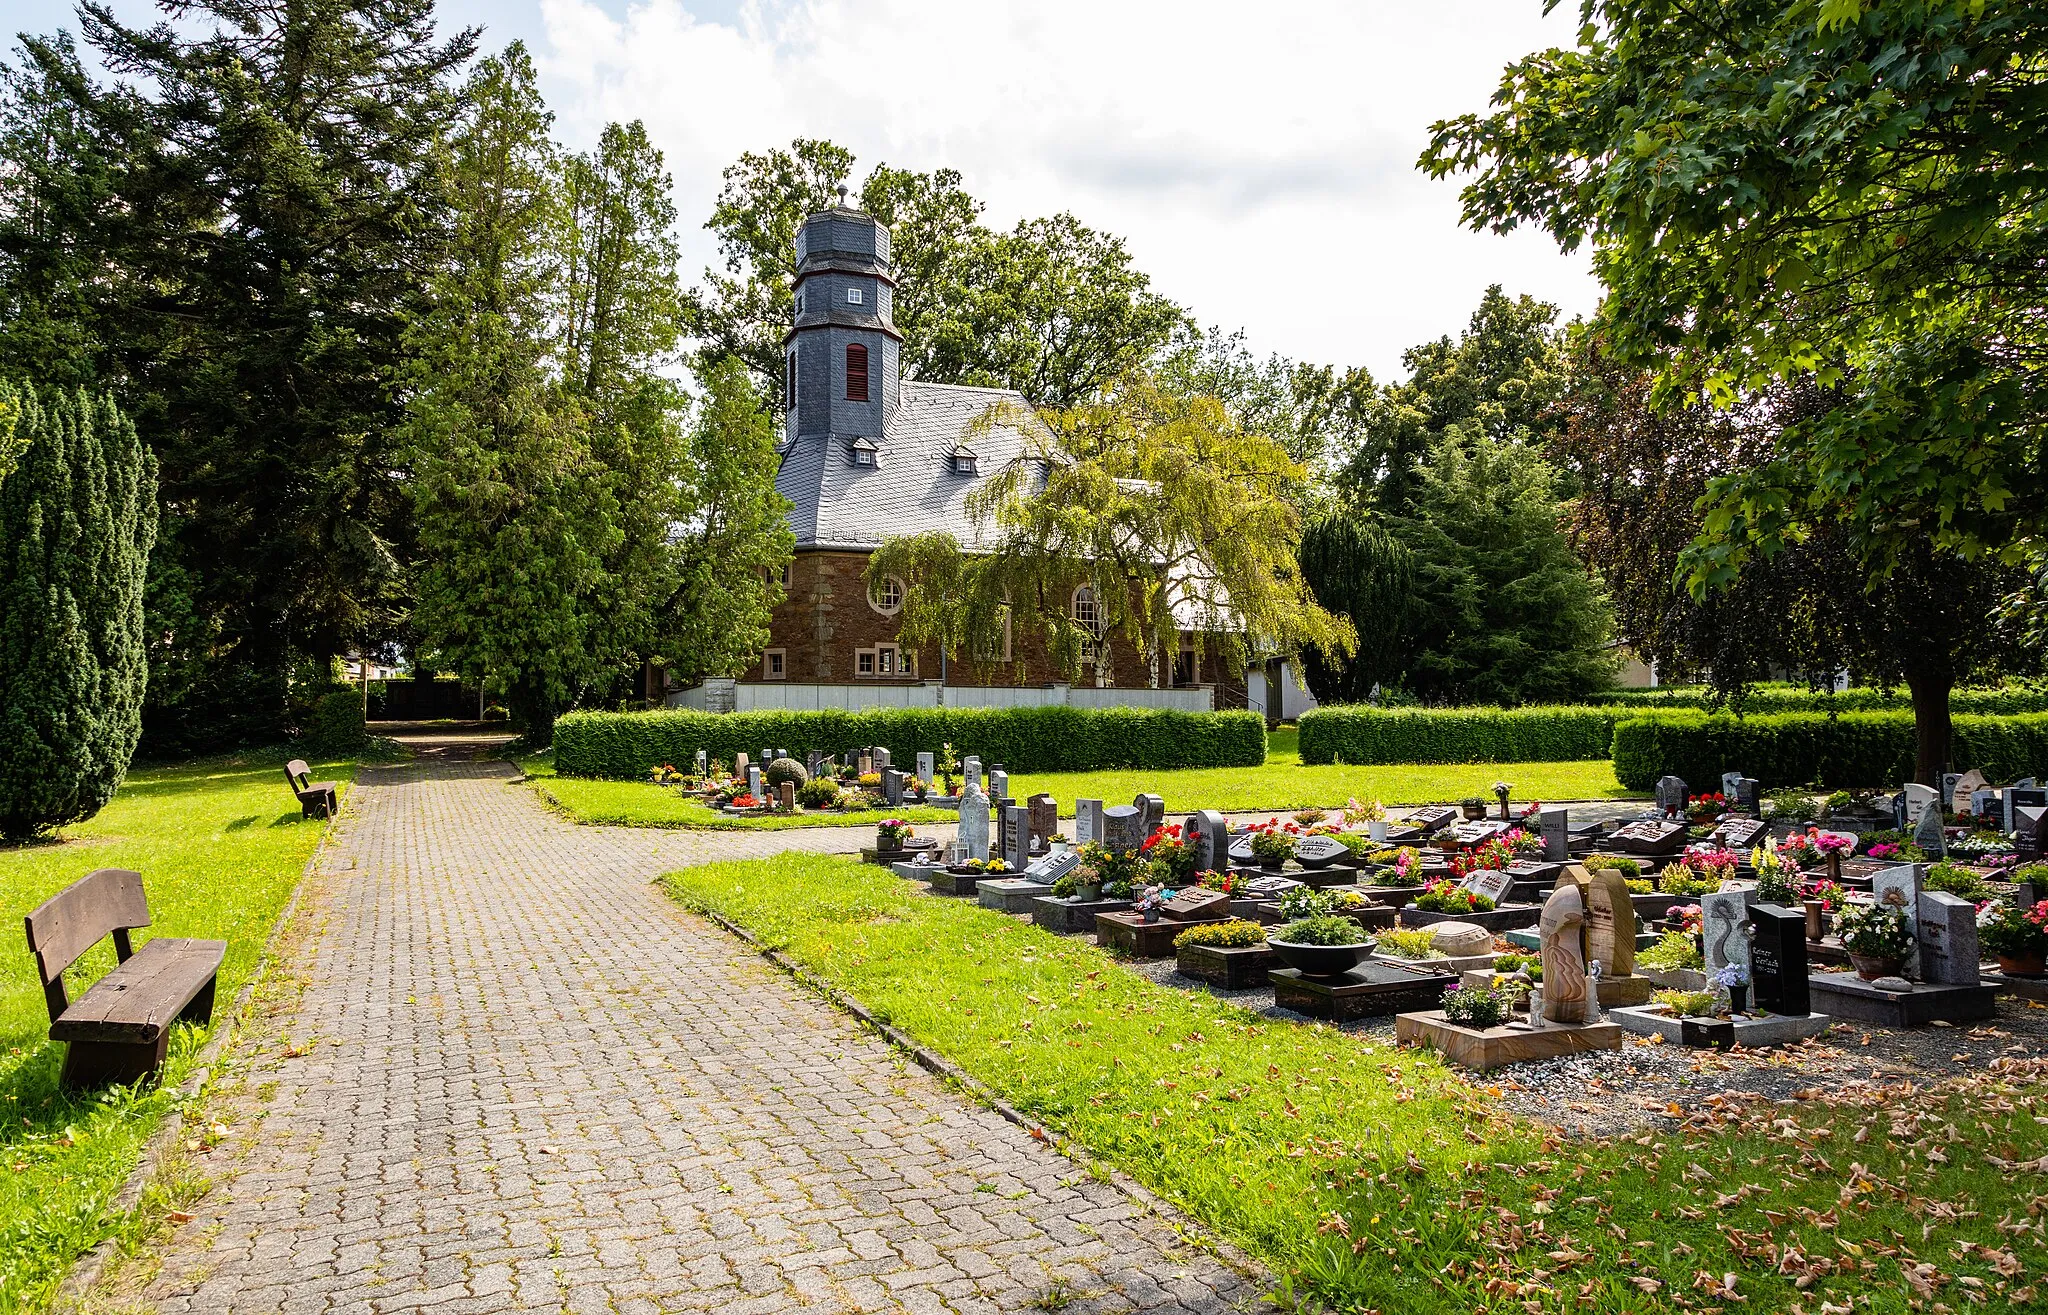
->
[1998,953,2047,977]
[1268,938,1374,979]
[1848,950,1908,981]
[1400,904,1543,932]
[1031,896,1133,935]
[1177,940,1279,991]
[1460,802,1488,821]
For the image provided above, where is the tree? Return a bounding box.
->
[0,383,157,839]
[1336,285,1565,514]
[1423,0,2047,778]
[1391,431,1615,704]
[400,47,622,744]
[868,374,1354,685]
[1296,512,1414,704]
[1153,325,1377,474]
[655,358,794,685]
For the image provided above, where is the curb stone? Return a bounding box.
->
[688,898,1273,1293]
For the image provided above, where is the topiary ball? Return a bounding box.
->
[764,756,809,788]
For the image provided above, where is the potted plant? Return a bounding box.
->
[1752,848,1799,904]
[1348,797,1389,842]
[876,818,913,853]
[1413,880,1497,915]
[1248,823,1297,870]
[1268,914,1375,978]
[1979,899,2048,977]
[1071,864,1104,902]
[1712,961,1751,1014]
[1441,982,1515,1030]
[1142,823,1199,886]
[1686,792,1728,823]
[1837,901,1914,980]
[1458,795,1488,821]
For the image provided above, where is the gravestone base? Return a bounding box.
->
[1377,950,1497,974]
[1399,904,1544,933]
[1349,885,1423,908]
[1176,942,1279,990]
[1230,864,1354,890]
[1032,896,1134,935]
[1807,973,1997,1026]
[1610,1004,1833,1048]
[924,869,997,897]
[1096,911,1217,958]
[1271,963,1453,1021]
[863,838,939,866]
[1641,966,1710,992]
[1806,937,1852,967]
[1394,1012,1622,1071]
[976,878,1053,914]
[1986,970,2048,1003]
[889,859,946,881]
[1462,971,1657,1010]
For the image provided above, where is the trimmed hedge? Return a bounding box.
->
[1611,710,2048,791]
[554,705,1268,779]
[1590,683,2048,716]
[1297,705,1617,765]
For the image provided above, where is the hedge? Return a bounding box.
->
[1589,683,2048,716]
[553,706,1268,779]
[1610,710,2048,791]
[1296,705,1618,765]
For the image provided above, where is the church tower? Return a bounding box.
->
[784,189,902,456]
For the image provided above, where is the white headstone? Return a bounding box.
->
[916,752,934,786]
[1074,799,1104,846]
[958,783,990,860]
[1721,771,1743,799]
[990,769,1010,802]
[747,765,763,798]
[1901,782,1938,829]
[963,756,982,789]
[1871,864,1924,978]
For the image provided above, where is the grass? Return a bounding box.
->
[0,749,371,1312]
[526,731,1638,830]
[668,852,2048,1313]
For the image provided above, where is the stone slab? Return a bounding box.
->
[1176,941,1279,991]
[1807,973,1998,1027]
[1610,1004,1834,1048]
[976,878,1053,914]
[1271,963,1453,1021]
[1096,911,1211,959]
[1377,950,1496,974]
[1031,896,1135,935]
[1986,971,2048,1003]
[1394,1011,1622,1070]
[1399,904,1543,932]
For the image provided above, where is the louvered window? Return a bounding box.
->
[846,343,869,401]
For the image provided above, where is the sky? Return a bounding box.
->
[7,0,1602,385]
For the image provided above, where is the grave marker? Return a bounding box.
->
[1461,866,1516,906]
[1293,835,1348,869]
[2009,787,2048,834]
[694,750,708,775]
[1074,799,1104,846]
[1002,804,1031,874]
[1749,903,1810,1016]
[1406,805,1458,834]
[1655,775,1689,816]
[1912,802,1948,858]
[1712,817,1767,850]
[806,750,824,779]
[1025,849,1080,883]
[881,769,904,806]
[1918,891,1981,986]
[963,756,982,789]
[1701,889,1752,975]
[1184,810,1229,872]
[990,770,1010,803]
[1027,794,1058,850]
[1901,782,1938,829]
[747,765,763,799]
[1162,889,1230,922]
[734,752,750,780]
[916,752,934,787]
[958,782,990,861]
[1736,778,1761,817]
[1722,771,1744,799]
[1872,864,1925,977]
[872,747,891,772]
[1136,793,1166,835]
[1539,809,1570,862]
[1951,770,1988,814]
[777,781,796,813]
[1101,805,1146,856]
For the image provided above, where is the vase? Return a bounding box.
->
[1075,882,1102,903]
[1369,820,1388,843]
[1728,984,1748,1014]
[1803,900,1825,943]
[1997,953,2047,977]
[1848,951,1907,982]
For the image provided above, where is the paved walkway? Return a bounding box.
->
[124,755,1254,1315]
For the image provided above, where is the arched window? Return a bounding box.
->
[1071,585,1101,662]
[845,343,870,401]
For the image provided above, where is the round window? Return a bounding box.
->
[869,576,904,615]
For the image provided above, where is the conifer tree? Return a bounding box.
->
[0,383,157,839]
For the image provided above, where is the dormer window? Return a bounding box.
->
[845,286,863,305]
[951,445,978,475]
[845,343,869,401]
[847,435,878,467]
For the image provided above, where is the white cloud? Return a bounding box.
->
[532,0,1600,383]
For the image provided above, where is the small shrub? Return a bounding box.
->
[1413,880,1497,914]
[1583,854,1641,880]
[1274,914,1369,946]
[1441,984,1513,1029]
[1654,989,1715,1017]
[1493,951,1541,978]
[304,688,368,754]
[1174,919,1264,950]
[1624,878,1653,894]
[1638,932,1704,972]
[1375,927,1445,959]
[1925,862,1992,901]
[796,778,840,809]
[765,757,809,788]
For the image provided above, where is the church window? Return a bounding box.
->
[846,343,870,401]
[846,286,864,305]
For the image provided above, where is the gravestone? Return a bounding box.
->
[990,770,1010,803]
[1749,903,1810,1016]
[1448,819,1510,846]
[777,781,796,813]
[806,750,824,779]
[1162,888,1230,922]
[916,752,934,787]
[1901,782,1938,829]
[1027,794,1058,850]
[1293,835,1349,869]
[1243,873,1301,898]
[1912,803,1948,858]
[872,747,891,772]
[1736,778,1761,817]
[1539,809,1570,862]
[958,783,991,861]
[1075,799,1104,846]
[1566,865,1638,977]
[1136,793,1167,836]
[888,769,913,807]
[2021,806,2048,860]
[963,755,982,788]
[1002,804,1031,874]
[1535,883,1592,1025]
[1184,810,1229,872]
[1025,848,1080,883]
[694,749,708,775]
[1655,775,1689,817]
[857,753,872,776]
[1701,889,1752,975]
[1712,817,1767,851]
[747,765,763,799]
[1872,864,1924,977]
[2009,787,2048,833]
[734,752,750,780]
[1971,787,1999,822]
[1918,891,1981,986]
[1461,866,1516,907]
[1100,805,1146,856]
[1609,820,1687,856]
[1227,834,1257,864]
[1941,772,1962,809]
[1721,771,1744,800]
[1407,805,1458,834]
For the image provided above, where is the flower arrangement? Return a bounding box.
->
[1711,962,1750,990]
[1660,848,1737,896]
[1979,900,2048,962]
[1836,900,1914,959]
[1414,880,1497,914]
[877,818,914,846]
[1518,800,1543,820]
[1799,879,1848,913]
[1077,841,1149,893]
[1197,870,1245,895]
[1672,904,1705,935]
[1865,840,1927,863]
[858,772,882,788]
[1382,846,1426,887]
[1950,832,2015,862]
[1273,914,1370,947]
[729,792,762,810]
[1141,823,1199,885]
[1345,797,1386,825]
[1751,847,1799,903]
[1293,808,1328,826]
[1248,822,1299,865]
[1503,827,1542,856]
[651,763,687,785]
[1925,862,1992,901]
[1441,983,1514,1029]
[1451,836,1516,878]
[1686,791,1729,822]
[961,857,1008,874]
[1174,919,1264,950]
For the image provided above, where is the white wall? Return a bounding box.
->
[666,681,1214,714]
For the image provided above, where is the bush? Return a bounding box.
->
[554,705,1267,779]
[1590,682,2048,716]
[1174,919,1265,950]
[302,688,368,754]
[1583,854,1641,880]
[1611,710,2048,790]
[1925,862,1992,901]
[1441,984,1513,1028]
[1297,704,1616,765]
[796,778,840,809]
[1274,914,1370,946]
[1638,932,1704,972]
[764,757,809,788]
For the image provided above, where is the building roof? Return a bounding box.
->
[776,380,1053,551]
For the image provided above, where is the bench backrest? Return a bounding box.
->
[285,759,314,792]
[25,868,149,1022]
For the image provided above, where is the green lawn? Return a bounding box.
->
[669,853,2047,1314]
[0,751,368,1311]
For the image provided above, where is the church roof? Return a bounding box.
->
[776,380,1053,552]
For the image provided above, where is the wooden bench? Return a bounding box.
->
[285,758,338,819]
[25,869,226,1089]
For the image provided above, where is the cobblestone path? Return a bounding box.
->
[125,755,1256,1315]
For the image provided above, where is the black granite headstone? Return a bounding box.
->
[1002,804,1031,875]
[2009,788,2048,835]
[1736,778,1761,817]
[1749,902,1810,1017]
[881,769,904,806]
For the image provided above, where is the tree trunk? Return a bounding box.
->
[1904,669,1952,788]
[511,683,558,748]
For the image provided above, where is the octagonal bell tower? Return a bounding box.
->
[784,189,902,451]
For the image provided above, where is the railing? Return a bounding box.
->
[666,681,1215,714]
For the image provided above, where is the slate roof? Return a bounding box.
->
[776,380,1053,551]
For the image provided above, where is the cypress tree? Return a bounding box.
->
[0,384,158,839]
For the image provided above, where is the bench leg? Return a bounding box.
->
[60,1034,170,1091]
[178,975,219,1029]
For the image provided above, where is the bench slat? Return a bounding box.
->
[51,938,226,1043]
[25,868,149,986]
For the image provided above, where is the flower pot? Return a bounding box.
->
[1848,951,1907,982]
[1075,882,1103,902]
[1728,984,1748,1014]
[1369,820,1388,843]
[1997,953,2046,977]
[1460,802,1487,821]
[1268,938,1373,978]
[1142,906,1161,924]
